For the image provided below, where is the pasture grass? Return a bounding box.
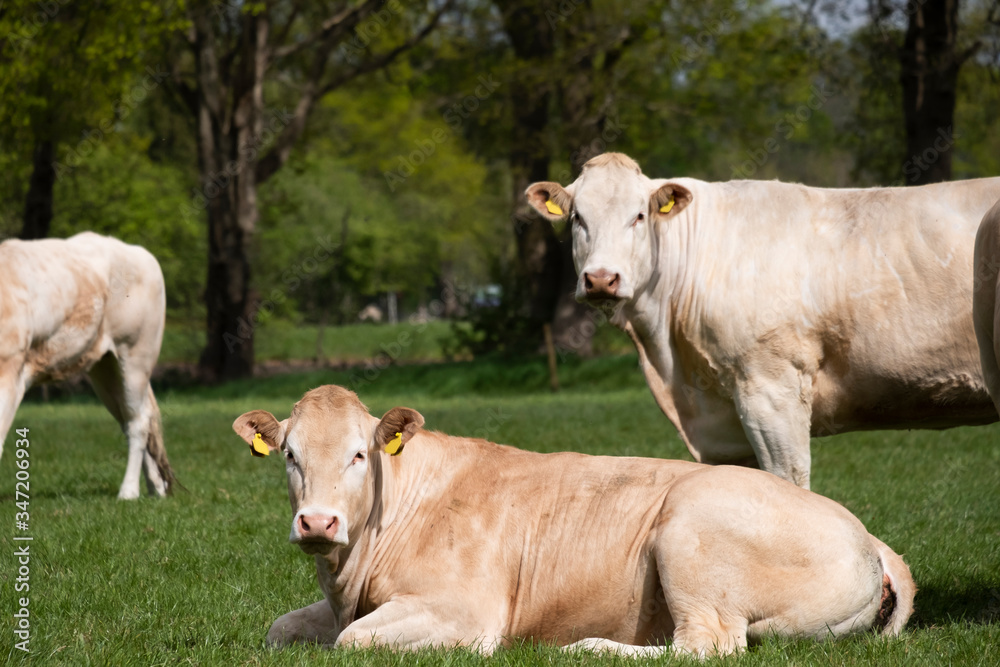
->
[2,357,999,665]
[159,319,462,365]
[158,318,635,365]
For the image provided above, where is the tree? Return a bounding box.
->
[166,0,452,382]
[0,1,178,240]
[899,0,979,184]
[866,0,982,185]
[493,0,561,336]
[492,0,654,356]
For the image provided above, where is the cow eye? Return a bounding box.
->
[572,212,586,230]
[354,451,365,463]
[633,212,644,226]
[284,449,295,463]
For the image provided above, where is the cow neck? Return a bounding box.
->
[619,194,707,432]
[312,444,388,629]
[334,434,445,616]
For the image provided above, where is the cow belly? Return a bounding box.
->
[811,367,997,433]
[508,553,675,647]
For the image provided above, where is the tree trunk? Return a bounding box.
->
[20,139,55,240]
[496,0,560,330]
[549,28,617,357]
[193,12,267,382]
[175,3,446,380]
[899,0,967,185]
[199,202,256,382]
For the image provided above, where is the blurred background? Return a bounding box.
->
[2,0,999,385]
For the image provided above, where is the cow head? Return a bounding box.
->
[525,153,691,310]
[232,386,424,558]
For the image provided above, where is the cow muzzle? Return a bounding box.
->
[579,268,629,302]
[290,507,349,555]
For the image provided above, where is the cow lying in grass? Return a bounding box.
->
[0,232,175,498]
[233,385,914,657]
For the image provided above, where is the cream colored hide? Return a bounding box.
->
[527,153,1000,488]
[232,385,914,658]
[0,232,174,498]
[974,199,1000,414]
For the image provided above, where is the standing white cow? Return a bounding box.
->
[527,153,1000,488]
[0,232,175,498]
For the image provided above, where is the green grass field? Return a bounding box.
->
[158,318,635,365]
[2,356,999,665]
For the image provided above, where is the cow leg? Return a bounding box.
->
[336,599,498,653]
[88,353,166,499]
[669,615,749,657]
[267,599,341,647]
[563,638,669,657]
[0,365,28,459]
[122,370,167,498]
[733,373,812,488]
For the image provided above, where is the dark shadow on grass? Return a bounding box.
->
[911,580,1000,627]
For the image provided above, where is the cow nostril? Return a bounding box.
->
[298,515,310,533]
[609,273,619,288]
[584,273,595,290]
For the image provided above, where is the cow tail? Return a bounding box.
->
[871,536,916,636]
[146,386,177,495]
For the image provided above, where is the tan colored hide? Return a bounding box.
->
[233,386,915,658]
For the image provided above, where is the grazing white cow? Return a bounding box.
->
[973,198,1000,413]
[232,385,915,657]
[0,232,175,498]
[527,153,1000,488]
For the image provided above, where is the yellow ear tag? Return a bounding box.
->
[545,200,564,216]
[659,196,675,214]
[384,432,403,456]
[250,433,270,457]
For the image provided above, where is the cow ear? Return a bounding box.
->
[650,181,693,221]
[233,410,286,457]
[525,181,573,221]
[374,407,425,456]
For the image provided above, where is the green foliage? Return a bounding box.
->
[4,0,1000,351]
[314,76,510,290]
[954,61,1000,179]
[4,359,999,664]
[614,2,846,183]
[0,0,184,155]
